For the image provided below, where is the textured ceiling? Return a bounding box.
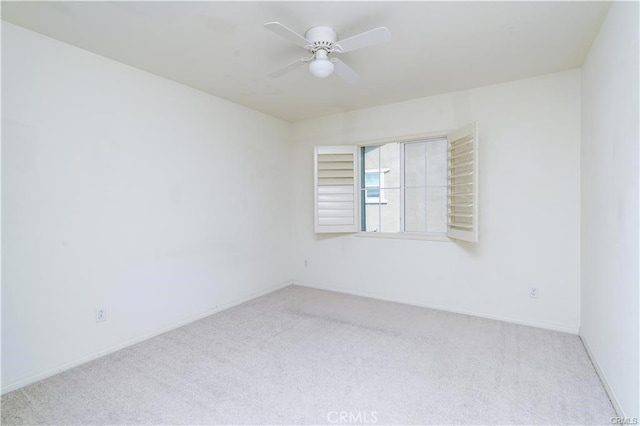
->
[2,1,610,122]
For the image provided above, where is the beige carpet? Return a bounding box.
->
[1,285,615,425]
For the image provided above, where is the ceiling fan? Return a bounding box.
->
[264,22,391,84]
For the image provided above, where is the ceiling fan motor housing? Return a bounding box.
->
[264,21,387,84]
[305,26,337,52]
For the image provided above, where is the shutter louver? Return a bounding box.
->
[314,146,358,233]
[447,123,478,242]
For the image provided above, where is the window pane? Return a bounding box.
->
[427,138,447,186]
[404,187,426,232]
[363,145,380,179]
[404,141,426,188]
[362,137,447,235]
[379,188,400,233]
[427,187,447,233]
[379,143,400,188]
[362,193,380,232]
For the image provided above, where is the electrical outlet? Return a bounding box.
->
[304,260,308,267]
[529,287,539,298]
[96,308,106,322]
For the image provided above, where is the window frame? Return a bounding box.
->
[359,135,449,238]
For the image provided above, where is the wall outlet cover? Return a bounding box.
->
[96,308,106,322]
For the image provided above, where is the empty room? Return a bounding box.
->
[1,1,638,424]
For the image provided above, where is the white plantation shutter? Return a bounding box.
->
[447,123,478,242]
[314,146,358,233]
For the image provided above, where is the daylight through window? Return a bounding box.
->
[361,138,448,234]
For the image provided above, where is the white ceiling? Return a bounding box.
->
[2,1,610,122]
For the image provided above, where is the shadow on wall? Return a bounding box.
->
[454,239,481,257]
[315,233,352,241]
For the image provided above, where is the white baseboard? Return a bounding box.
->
[580,335,624,417]
[1,280,293,395]
[293,281,580,335]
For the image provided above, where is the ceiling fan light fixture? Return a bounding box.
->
[309,58,334,78]
[265,22,390,83]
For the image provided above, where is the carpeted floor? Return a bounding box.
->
[2,285,615,425]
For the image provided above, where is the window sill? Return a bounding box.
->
[354,232,452,242]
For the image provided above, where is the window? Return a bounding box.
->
[314,123,478,242]
[361,138,447,235]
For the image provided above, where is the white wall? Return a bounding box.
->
[292,70,582,333]
[580,2,639,418]
[1,22,292,392]
[5,9,635,409]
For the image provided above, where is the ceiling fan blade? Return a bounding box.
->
[335,27,391,53]
[269,57,309,78]
[264,22,311,48]
[332,58,360,84]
